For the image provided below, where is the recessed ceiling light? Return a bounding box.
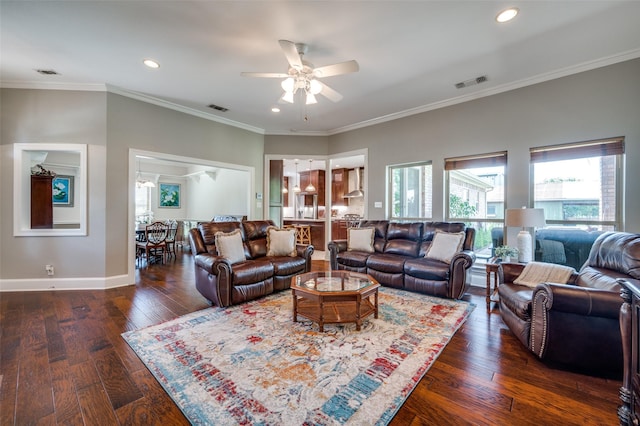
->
[271,107,281,113]
[143,59,160,69]
[496,7,519,23]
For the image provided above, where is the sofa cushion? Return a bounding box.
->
[336,250,371,269]
[243,220,275,259]
[576,266,628,291]
[403,257,450,280]
[425,230,465,264]
[497,283,534,321]
[214,229,246,264]
[269,256,307,276]
[348,227,375,252]
[383,222,423,257]
[199,221,243,254]
[367,253,407,274]
[266,226,297,257]
[231,260,274,285]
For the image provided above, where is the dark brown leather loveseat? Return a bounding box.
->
[189,220,314,307]
[498,231,640,377]
[328,220,476,299]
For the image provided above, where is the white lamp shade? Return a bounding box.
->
[505,208,545,228]
[281,91,294,103]
[305,93,317,105]
[505,208,545,263]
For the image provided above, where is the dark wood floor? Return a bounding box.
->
[0,252,621,425]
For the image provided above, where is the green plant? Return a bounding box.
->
[494,245,519,258]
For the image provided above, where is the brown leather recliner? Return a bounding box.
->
[498,231,640,377]
[189,220,314,307]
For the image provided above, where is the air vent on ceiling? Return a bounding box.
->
[208,104,229,112]
[455,75,488,89]
[36,69,60,75]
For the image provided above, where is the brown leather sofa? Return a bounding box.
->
[328,220,476,299]
[189,220,314,307]
[498,231,640,377]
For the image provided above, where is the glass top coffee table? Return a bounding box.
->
[291,271,380,332]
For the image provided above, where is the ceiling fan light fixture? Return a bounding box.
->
[309,79,322,95]
[306,93,317,105]
[281,77,295,93]
[282,91,294,103]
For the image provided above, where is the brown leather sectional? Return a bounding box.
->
[328,220,476,299]
[498,231,640,377]
[189,220,314,307]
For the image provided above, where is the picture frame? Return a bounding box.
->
[52,175,74,207]
[159,183,181,208]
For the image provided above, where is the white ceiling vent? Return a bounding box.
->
[36,69,60,75]
[455,75,487,89]
[208,104,229,112]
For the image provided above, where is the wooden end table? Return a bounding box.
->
[485,260,501,312]
[291,271,379,332]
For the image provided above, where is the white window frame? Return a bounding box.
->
[387,161,432,221]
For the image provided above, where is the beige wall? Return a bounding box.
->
[0,90,264,283]
[2,57,639,285]
[325,58,639,229]
[1,89,108,279]
[105,93,264,277]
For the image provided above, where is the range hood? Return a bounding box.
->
[345,167,364,198]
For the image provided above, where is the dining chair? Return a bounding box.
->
[136,221,168,266]
[164,219,178,260]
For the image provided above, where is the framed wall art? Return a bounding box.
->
[52,175,74,207]
[159,183,181,208]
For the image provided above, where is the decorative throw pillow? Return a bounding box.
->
[266,226,297,257]
[347,227,375,252]
[425,230,465,264]
[214,229,246,264]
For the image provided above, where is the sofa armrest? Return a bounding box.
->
[529,283,623,368]
[328,240,348,270]
[497,262,526,284]
[296,244,315,272]
[194,252,231,275]
[448,250,476,299]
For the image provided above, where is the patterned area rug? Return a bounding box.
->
[122,287,475,425]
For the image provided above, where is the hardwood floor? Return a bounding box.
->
[0,252,621,425]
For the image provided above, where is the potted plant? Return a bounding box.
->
[494,245,519,263]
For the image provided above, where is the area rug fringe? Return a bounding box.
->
[122,287,475,425]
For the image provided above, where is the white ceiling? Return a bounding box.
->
[2,1,640,135]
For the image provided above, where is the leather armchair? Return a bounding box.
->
[498,232,640,377]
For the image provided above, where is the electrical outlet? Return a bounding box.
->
[46,264,54,276]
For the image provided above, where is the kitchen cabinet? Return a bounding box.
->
[331,220,348,240]
[331,168,347,206]
[299,170,325,206]
[283,219,325,250]
[31,175,53,229]
[283,176,289,207]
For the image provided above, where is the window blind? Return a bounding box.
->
[530,137,624,163]
[444,151,507,171]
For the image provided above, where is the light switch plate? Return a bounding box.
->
[374,201,382,208]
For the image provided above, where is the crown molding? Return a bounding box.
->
[0,80,107,91]
[327,48,640,136]
[106,85,265,135]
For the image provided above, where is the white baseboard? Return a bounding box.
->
[0,273,134,292]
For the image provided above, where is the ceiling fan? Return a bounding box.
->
[241,40,359,105]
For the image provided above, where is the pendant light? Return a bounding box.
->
[135,158,156,188]
[292,161,301,193]
[304,159,316,192]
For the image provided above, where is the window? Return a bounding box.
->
[531,137,624,231]
[135,185,152,222]
[389,161,432,220]
[445,152,507,262]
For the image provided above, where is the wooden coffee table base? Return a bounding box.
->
[292,288,379,332]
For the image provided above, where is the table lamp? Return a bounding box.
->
[505,207,546,263]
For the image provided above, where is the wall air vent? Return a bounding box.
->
[36,69,60,75]
[454,75,488,89]
[208,104,229,112]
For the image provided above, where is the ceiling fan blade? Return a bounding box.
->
[241,72,289,78]
[318,81,343,102]
[278,40,303,70]
[313,60,359,78]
